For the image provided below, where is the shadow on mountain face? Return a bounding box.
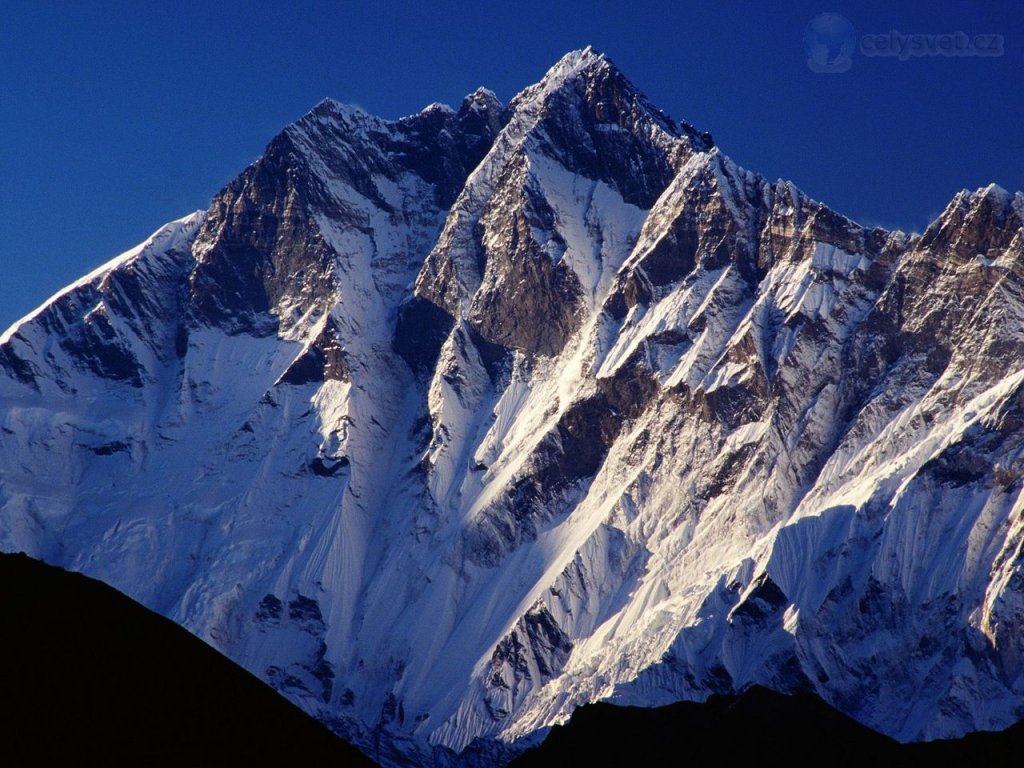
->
[0,552,377,767]
[510,685,1024,767]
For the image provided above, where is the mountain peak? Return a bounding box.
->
[545,45,613,79]
[460,86,504,115]
[420,101,456,116]
[980,181,1011,198]
[916,181,1022,260]
[508,48,713,157]
[943,182,1022,221]
[517,47,637,111]
[974,182,1023,218]
[308,96,367,118]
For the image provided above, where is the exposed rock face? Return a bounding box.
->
[413,49,709,360]
[2,47,1024,767]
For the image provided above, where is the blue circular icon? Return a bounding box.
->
[804,13,856,73]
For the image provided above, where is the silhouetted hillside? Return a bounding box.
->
[511,685,1023,766]
[0,552,376,766]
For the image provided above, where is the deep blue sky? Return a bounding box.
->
[2,1,1021,330]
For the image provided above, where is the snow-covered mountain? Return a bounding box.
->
[2,48,1024,765]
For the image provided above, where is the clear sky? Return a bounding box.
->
[1,0,1021,331]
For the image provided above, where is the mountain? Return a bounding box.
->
[0,552,375,766]
[2,47,1023,766]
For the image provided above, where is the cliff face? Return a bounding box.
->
[2,48,1023,766]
